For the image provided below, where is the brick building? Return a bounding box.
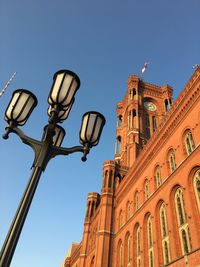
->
[62,67,200,267]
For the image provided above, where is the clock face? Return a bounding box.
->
[144,102,157,111]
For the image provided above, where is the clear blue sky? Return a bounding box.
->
[0,1,199,266]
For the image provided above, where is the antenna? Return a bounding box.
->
[0,72,17,97]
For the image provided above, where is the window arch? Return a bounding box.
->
[126,201,131,220]
[103,170,108,188]
[155,166,162,188]
[185,130,195,155]
[165,99,170,112]
[119,210,123,229]
[175,188,192,255]
[132,109,137,128]
[136,225,141,267]
[125,233,131,267]
[147,215,154,267]
[118,240,123,267]
[129,88,136,101]
[168,149,176,173]
[135,191,139,211]
[117,115,123,127]
[108,170,113,188]
[115,136,121,154]
[145,115,151,139]
[145,179,149,200]
[194,169,200,212]
[160,203,170,264]
[152,116,157,132]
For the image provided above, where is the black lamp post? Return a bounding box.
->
[0,69,106,267]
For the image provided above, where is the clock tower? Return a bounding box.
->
[115,75,173,167]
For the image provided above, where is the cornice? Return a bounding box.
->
[115,68,200,202]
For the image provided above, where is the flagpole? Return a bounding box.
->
[0,72,17,98]
[140,62,149,80]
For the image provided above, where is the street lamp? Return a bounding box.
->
[0,69,106,267]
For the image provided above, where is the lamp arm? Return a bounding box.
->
[3,126,42,167]
[50,144,90,162]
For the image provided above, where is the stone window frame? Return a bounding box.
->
[174,188,192,255]
[159,202,170,264]
[193,169,200,213]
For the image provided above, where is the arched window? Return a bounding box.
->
[145,180,149,200]
[165,99,170,112]
[128,110,131,129]
[175,188,186,225]
[117,115,123,127]
[108,170,113,188]
[185,130,195,155]
[181,229,189,254]
[194,169,200,212]
[147,215,154,267]
[160,203,170,264]
[103,170,108,188]
[125,234,131,267]
[168,149,176,173]
[119,210,123,229]
[118,240,123,267]
[136,226,141,267]
[135,191,139,211]
[152,116,157,132]
[145,115,151,139]
[175,188,192,255]
[86,201,90,217]
[129,88,136,101]
[90,201,95,217]
[115,136,121,154]
[127,201,131,220]
[155,166,162,188]
[132,109,137,128]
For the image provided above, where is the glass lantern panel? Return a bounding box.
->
[17,95,35,124]
[50,73,65,104]
[61,78,78,106]
[5,92,20,120]
[85,113,97,142]
[80,115,89,142]
[90,116,102,143]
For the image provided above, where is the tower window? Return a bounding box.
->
[117,115,122,127]
[129,88,136,101]
[165,99,170,112]
[115,136,121,154]
[145,115,151,139]
[152,116,157,132]
[108,170,113,188]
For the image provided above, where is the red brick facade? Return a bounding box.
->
[62,67,200,267]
